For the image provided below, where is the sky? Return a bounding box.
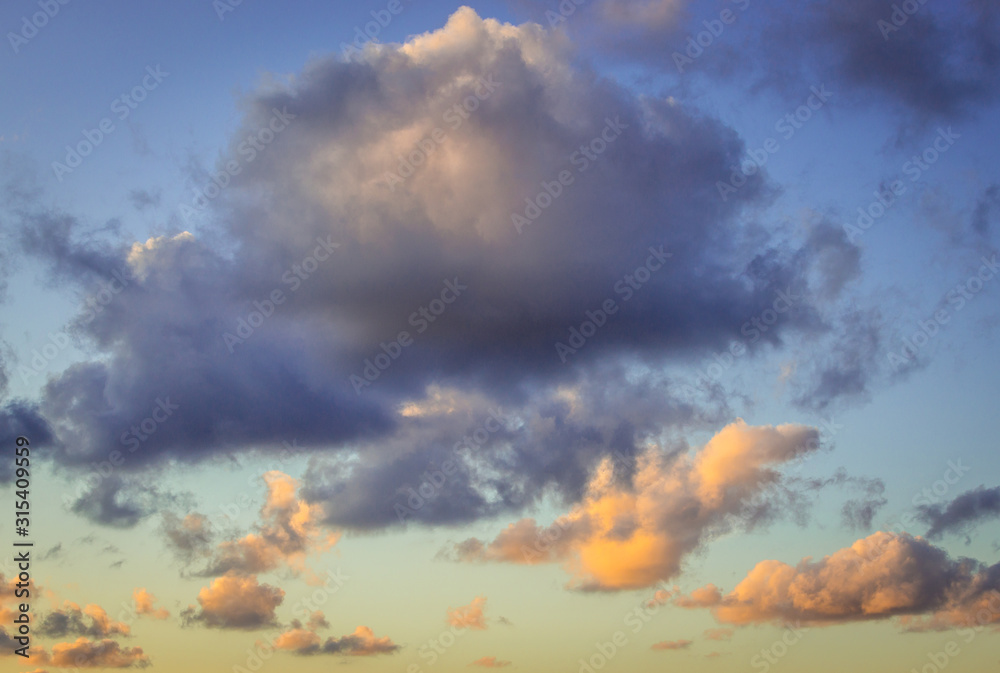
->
[0,0,999,671]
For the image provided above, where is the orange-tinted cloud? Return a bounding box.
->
[275,625,399,656]
[679,532,1000,629]
[183,573,284,630]
[703,627,734,641]
[469,656,512,667]
[172,472,339,582]
[0,573,40,623]
[447,596,488,630]
[132,589,169,620]
[48,638,149,668]
[651,639,692,650]
[451,420,819,590]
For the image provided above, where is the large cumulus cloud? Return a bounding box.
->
[19,7,857,527]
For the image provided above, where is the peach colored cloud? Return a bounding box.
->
[48,638,149,668]
[170,472,339,583]
[450,420,818,590]
[703,627,734,641]
[183,573,284,630]
[677,532,1000,629]
[469,656,512,667]
[651,639,692,650]
[447,596,488,630]
[275,625,399,656]
[132,589,169,620]
[0,573,40,623]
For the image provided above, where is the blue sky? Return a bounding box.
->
[1,1,999,671]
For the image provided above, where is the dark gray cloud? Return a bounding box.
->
[37,603,130,639]
[919,486,1000,540]
[17,8,864,529]
[529,0,1000,120]
[69,475,172,528]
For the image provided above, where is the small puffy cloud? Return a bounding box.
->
[681,532,1000,629]
[469,656,512,667]
[447,596,489,630]
[703,627,734,641]
[132,589,169,620]
[37,602,130,639]
[651,639,692,650]
[182,573,284,630]
[673,585,722,609]
[306,610,330,630]
[161,513,214,561]
[276,625,399,656]
[450,420,819,591]
[48,638,149,668]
